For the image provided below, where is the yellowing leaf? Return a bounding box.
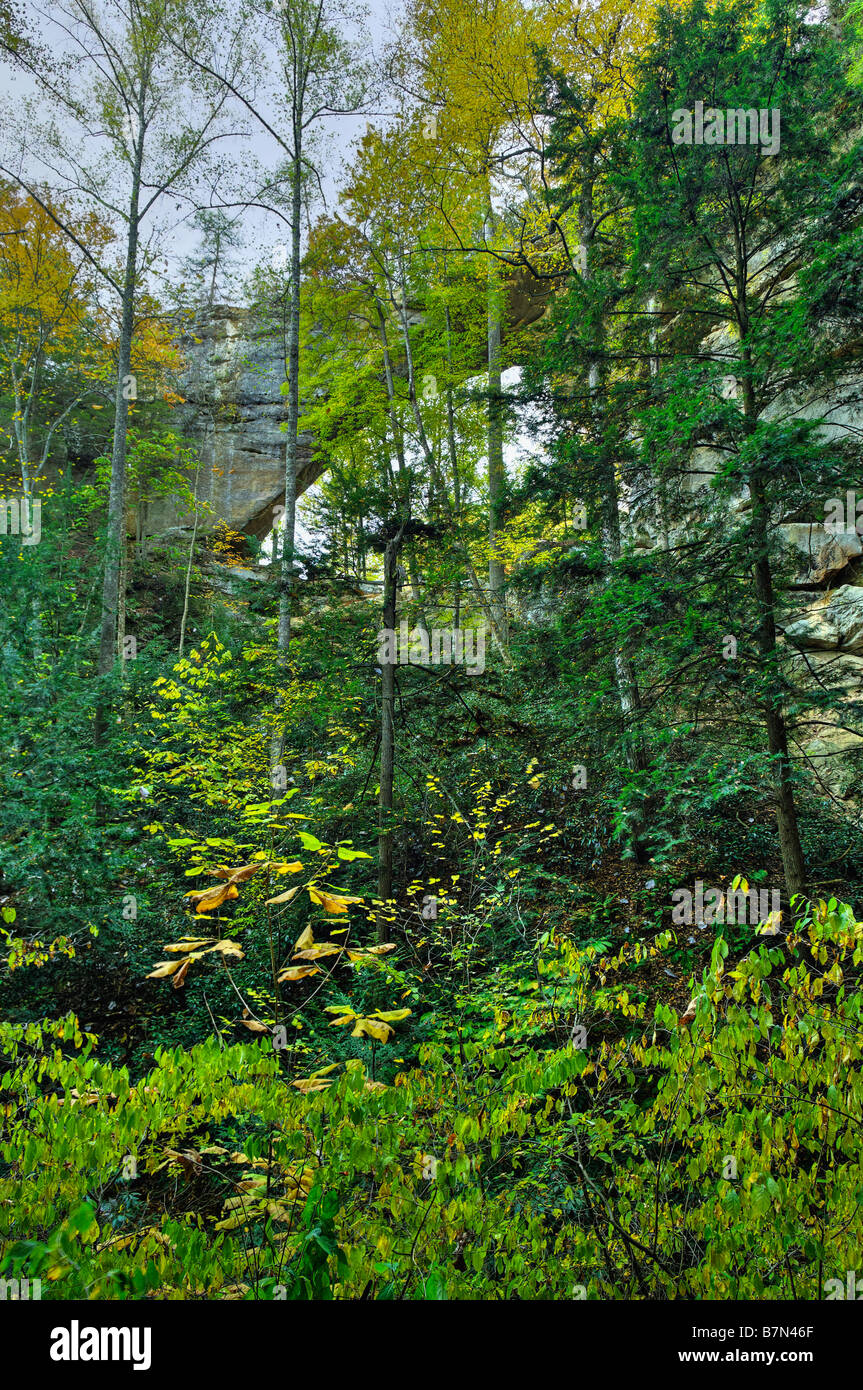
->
[172,958,192,989]
[147,959,189,978]
[266,887,300,907]
[294,944,344,960]
[209,938,245,959]
[264,1202,294,1222]
[227,862,263,883]
[294,925,314,952]
[183,882,239,913]
[352,1017,394,1042]
[347,943,396,961]
[277,965,320,982]
[209,862,262,884]
[307,887,362,914]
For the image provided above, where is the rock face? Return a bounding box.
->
[147,306,326,541]
[149,270,551,543]
[785,585,863,653]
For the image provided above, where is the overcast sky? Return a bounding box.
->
[0,0,410,297]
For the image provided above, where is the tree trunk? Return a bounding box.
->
[271,126,303,772]
[179,461,202,657]
[743,349,807,903]
[580,170,649,855]
[487,260,507,642]
[97,145,141,679]
[392,245,512,665]
[277,145,302,659]
[375,301,429,636]
[377,531,401,942]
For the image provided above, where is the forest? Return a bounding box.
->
[1,0,863,1332]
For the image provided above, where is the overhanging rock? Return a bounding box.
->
[146,266,551,541]
[146,306,327,540]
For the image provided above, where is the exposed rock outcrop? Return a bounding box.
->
[153,266,551,542]
[148,306,326,541]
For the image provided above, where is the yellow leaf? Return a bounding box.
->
[208,939,245,959]
[172,957,192,989]
[264,1203,294,1222]
[294,925,314,951]
[266,887,300,906]
[285,1165,315,1194]
[209,862,262,884]
[759,912,782,936]
[164,938,214,953]
[347,943,396,961]
[352,1017,393,1042]
[277,965,320,982]
[147,959,188,978]
[307,887,362,914]
[214,1212,250,1231]
[183,882,239,913]
[227,863,262,883]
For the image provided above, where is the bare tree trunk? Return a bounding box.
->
[487,257,507,643]
[375,301,430,636]
[580,171,649,855]
[98,138,142,680]
[117,532,128,666]
[277,147,302,659]
[392,244,512,665]
[377,529,402,942]
[741,343,807,902]
[179,461,202,658]
[271,122,303,773]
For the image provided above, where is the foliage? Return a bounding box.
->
[2,895,861,1298]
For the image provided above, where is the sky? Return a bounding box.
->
[0,0,409,294]
[0,0,554,560]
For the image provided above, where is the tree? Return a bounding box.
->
[0,0,247,681]
[545,0,863,898]
[177,207,243,312]
[340,119,515,662]
[0,182,110,496]
[173,0,372,674]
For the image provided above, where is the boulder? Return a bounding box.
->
[784,585,863,652]
[775,523,862,585]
